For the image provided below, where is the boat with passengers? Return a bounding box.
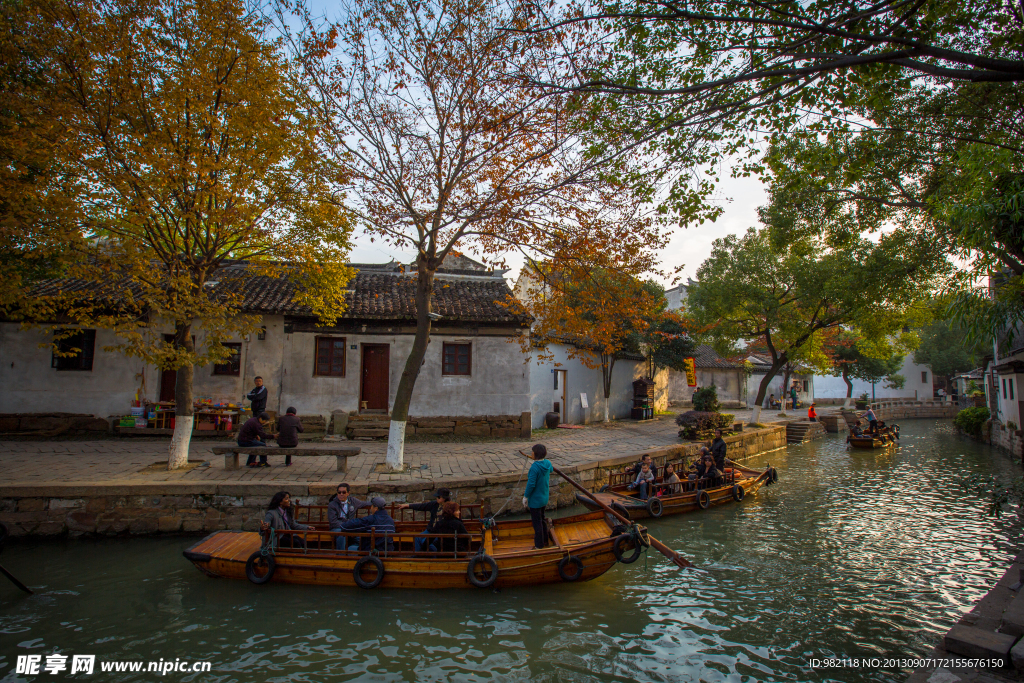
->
[577,459,778,520]
[183,503,649,589]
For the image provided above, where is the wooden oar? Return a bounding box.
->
[0,524,32,595]
[517,451,692,569]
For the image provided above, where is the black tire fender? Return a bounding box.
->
[646,497,664,518]
[467,554,499,588]
[598,484,610,493]
[770,467,779,483]
[558,555,585,582]
[610,501,630,521]
[245,551,275,584]
[696,490,711,509]
[613,534,642,564]
[732,484,745,502]
[353,556,385,589]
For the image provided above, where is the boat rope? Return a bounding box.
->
[262,529,278,557]
[487,455,532,519]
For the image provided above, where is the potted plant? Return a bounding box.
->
[855,392,870,410]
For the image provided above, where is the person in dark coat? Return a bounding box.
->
[276,407,304,466]
[338,497,395,552]
[327,483,370,550]
[246,376,268,416]
[710,429,728,472]
[431,502,470,553]
[238,412,277,467]
[397,488,451,552]
[260,491,312,548]
[630,453,659,480]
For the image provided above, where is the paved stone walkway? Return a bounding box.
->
[0,409,796,487]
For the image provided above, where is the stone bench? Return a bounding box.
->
[211,447,360,471]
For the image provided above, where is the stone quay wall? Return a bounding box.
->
[0,425,786,538]
[867,400,958,422]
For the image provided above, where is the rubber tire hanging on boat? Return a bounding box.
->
[696,490,711,509]
[613,534,642,564]
[732,484,745,501]
[467,554,499,588]
[610,501,630,521]
[245,551,275,584]
[558,555,585,582]
[770,467,779,483]
[598,484,610,493]
[646,497,664,517]
[353,556,385,589]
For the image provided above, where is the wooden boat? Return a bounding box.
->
[183,503,642,589]
[577,461,777,520]
[847,433,898,449]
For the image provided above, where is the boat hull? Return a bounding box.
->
[848,437,896,449]
[184,512,625,589]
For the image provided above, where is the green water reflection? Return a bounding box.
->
[1,420,1021,682]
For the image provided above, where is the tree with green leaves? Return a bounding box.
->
[830,331,907,403]
[688,226,944,424]
[913,319,984,390]
[6,0,354,468]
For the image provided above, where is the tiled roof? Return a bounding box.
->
[693,344,741,369]
[26,262,531,325]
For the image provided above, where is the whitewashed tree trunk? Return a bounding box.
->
[603,401,609,422]
[751,405,762,426]
[168,416,193,469]
[386,420,406,470]
[842,397,853,409]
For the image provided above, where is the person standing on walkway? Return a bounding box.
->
[276,407,304,466]
[807,403,817,422]
[246,376,268,417]
[790,382,799,410]
[522,444,552,550]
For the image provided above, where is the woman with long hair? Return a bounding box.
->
[260,491,312,548]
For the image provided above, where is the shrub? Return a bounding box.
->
[954,406,991,437]
[692,386,721,413]
[676,411,733,440]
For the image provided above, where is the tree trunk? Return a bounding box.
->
[601,353,616,422]
[168,321,194,470]
[386,262,434,470]
[751,356,787,425]
[842,368,854,409]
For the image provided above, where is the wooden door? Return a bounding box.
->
[360,344,390,412]
[159,334,176,401]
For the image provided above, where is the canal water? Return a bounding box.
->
[1,420,1022,682]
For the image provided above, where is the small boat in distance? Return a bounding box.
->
[577,461,777,520]
[183,504,646,590]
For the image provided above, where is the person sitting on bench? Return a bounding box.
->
[276,407,304,466]
[237,412,278,468]
[628,462,655,500]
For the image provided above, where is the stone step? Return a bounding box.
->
[944,624,1017,663]
[1001,589,1024,638]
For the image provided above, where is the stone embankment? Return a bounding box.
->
[0,425,787,538]
[867,399,959,421]
[908,553,1024,682]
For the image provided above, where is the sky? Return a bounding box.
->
[345,172,769,288]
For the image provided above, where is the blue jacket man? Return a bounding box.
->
[338,497,395,552]
[522,444,552,549]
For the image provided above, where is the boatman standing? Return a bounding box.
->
[246,376,268,417]
[522,444,552,550]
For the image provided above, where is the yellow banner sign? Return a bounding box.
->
[684,357,697,386]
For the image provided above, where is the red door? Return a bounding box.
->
[159,334,177,401]
[360,345,390,412]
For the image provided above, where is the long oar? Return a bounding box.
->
[518,452,692,569]
[0,524,33,595]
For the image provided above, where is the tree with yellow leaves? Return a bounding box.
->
[6,0,354,467]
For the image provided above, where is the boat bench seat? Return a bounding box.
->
[211,447,361,471]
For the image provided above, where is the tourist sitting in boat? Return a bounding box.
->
[398,488,451,552]
[328,483,370,549]
[630,453,659,479]
[430,501,470,553]
[628,462,655,500]
[260,491,313,548]
[695,453,722,488]
[661,463,681,495]
[807,404,817,422]
[337,497,396,552]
